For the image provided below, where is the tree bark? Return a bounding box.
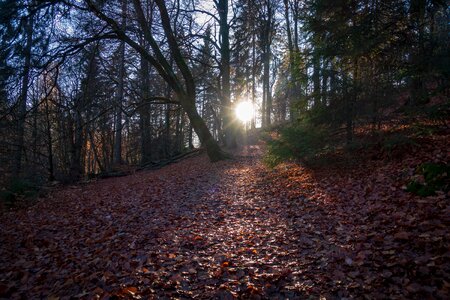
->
[44,96,55,181]
[263,48,271,126]
[313,53,321,107]
[284,0,295,121]
[70,44,98,179]
[13,14,33,177]
[217,0,236,148]
[139,52,152,164]
[261,1,274,127]
[410,0,427,104]
[251,33,256,130]
[69,110,83,179]
[113,0,127,165]
[293,0,299,52]
[346,58,358,144]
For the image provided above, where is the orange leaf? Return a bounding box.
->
[122,286,138,296]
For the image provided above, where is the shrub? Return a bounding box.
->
[0,190,16,207]
[407,162,449,196]
[264,122,332,167]
[0,178,40,208]
[424,103,450,127]
[382,133,418,155]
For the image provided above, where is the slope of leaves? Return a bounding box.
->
[0,131,449,298]
[264,130,449,299]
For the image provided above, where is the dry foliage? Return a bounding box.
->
[0,132,449,298]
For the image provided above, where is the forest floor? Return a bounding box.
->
[0,129,449,299]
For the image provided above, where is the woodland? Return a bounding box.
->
[0,0,449,298]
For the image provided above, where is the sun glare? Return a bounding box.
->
[235,101,254,123]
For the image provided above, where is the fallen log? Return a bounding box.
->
[138,148,204,171]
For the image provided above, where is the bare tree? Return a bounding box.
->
[86,0,227,161]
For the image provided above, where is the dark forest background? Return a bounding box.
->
[0,0,448,188]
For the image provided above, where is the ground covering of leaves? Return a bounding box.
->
[0,133,449,299]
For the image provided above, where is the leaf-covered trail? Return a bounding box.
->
[1,146,307,298]
[1,144,449,299]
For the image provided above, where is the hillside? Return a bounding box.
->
[1,127,448,298]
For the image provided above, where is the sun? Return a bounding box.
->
[235,101,254,123]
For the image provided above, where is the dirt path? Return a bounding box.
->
[0,145,448,299]
[0,147,301,299]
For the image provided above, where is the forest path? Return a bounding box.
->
[1,144,448,299]
[0,146,336,298]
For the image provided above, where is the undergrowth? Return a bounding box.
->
[407,162,449,196]
[0,178,41,209]
[263,114,445,169]
[263,123,334,167]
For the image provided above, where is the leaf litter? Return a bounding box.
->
[0,136,449,299]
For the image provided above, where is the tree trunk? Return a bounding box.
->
[91,0,227,161]
[284,0,295,121]
[329,59,337,122]
[70,44,98,179]
[251,27,257,130]
[313,53,321,107]
[264,48,271,126]
[188,124,194,149]
[69,110,83,179]
[13,14,33,177]
[44,98,55,181]
[260,1,274,127]
[31,97,38,163]
[176,109,184,152]
[217,0,236,148]
[410,0,427,104]
[113,0,127,165]
[346,58,358,144]
[321,59,328,105]
[262,54,266,128]
[155,0,227,161]
[293,0,299,52]
[139,52,152,164]
[181,93,225,162]
[88,130,104,173]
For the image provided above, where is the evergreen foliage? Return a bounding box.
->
[407,162,450,196]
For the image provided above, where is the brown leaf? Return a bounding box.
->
[394,231,410,240]
[121,286,138,296]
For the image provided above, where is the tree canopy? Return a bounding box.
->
[0,0,448,183]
